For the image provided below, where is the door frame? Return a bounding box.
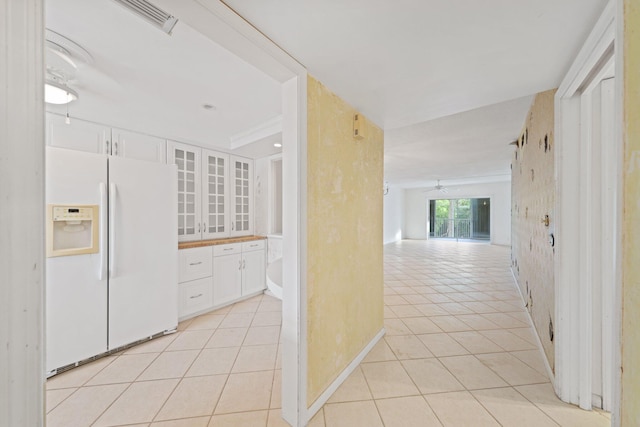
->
[150,3,310,425]
[554,0,621,422]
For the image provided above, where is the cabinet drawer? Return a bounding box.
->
[179,277,213,318]
[179,247,213,283]
[242,240,265,252]
[213,243,242,257]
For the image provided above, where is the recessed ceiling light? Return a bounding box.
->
[274,143,282,148]
[202,104,216,110]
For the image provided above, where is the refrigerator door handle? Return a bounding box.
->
[99,182,108,280]
[109,182,117,277]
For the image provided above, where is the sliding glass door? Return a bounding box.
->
[429,198,490,241]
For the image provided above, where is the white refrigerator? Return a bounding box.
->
[46,147,178,373]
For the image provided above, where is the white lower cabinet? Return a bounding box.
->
[178,240,266,320]
[213,252,242,307]
[242,241,266,295]
[178,247,213,320]
[180,277,213,317]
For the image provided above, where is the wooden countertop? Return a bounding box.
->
[178,235,266,250]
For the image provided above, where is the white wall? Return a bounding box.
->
[254,156,270,236]
[404,181,511,245]
[254,153,283,237]
[404,189,429,239]
[383,186,404,244]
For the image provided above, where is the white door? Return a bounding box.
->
[168,141,201,241]
[112,128,166,163]
[213,253,242,306]
[202,149,230,239]
[230,155,253,236]
[45,147,108,372]
[242,250,265,295]
[46,113,110,155]
[107,156,178,349]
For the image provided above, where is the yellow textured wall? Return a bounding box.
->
[510,90,556,371]
[621,0,640,424]
[306,75,384,406]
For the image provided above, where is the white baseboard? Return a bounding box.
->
[305,328,385,423]
[510,268,556,384]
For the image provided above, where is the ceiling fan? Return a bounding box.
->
[44,29,93,105]
[423,180,448,194]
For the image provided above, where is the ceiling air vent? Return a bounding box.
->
[112,0,178,34]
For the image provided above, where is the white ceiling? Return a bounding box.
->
[45,0,282,155]
[222,0,607,187]
[46,0,608,184]
[385,95,533,188]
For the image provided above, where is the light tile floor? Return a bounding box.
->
[46,294,287,427]
[46,240,611,426]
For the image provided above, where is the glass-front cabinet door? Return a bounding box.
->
[202,150,229,239]
[168,141,201,242]
[230,156,253,236]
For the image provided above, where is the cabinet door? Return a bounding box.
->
[242,249,266,295]
[112,128,166,163]
[178,247,213,283]
[202,150,230,239]
[179,277,213,320]
[46,113,110,155]
[230,156,253,236]
[168,141,201,241]
[213,253,242,307]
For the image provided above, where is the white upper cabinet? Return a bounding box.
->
[46,114,166,163]
[202,149,230,239]
[168,140,201,242]
[111,128,166,163]
[168,143,254,242]
[230,155,253,236]
[46,113,110,155]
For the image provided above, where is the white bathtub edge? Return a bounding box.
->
[266,257,283,300]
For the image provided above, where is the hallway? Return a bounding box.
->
[319,240,611,426]
[44,240,612,426]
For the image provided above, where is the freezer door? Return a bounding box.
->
[108,156,178,349]
[45,147,109,372]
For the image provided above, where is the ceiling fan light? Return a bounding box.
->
[45,80,78,104]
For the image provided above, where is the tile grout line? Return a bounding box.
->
[89,350,163,426]
[209,300,258,419]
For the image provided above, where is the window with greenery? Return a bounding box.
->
[429,198,490,240]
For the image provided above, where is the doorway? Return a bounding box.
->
[554,1,618,420]
[429,198,490,241]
